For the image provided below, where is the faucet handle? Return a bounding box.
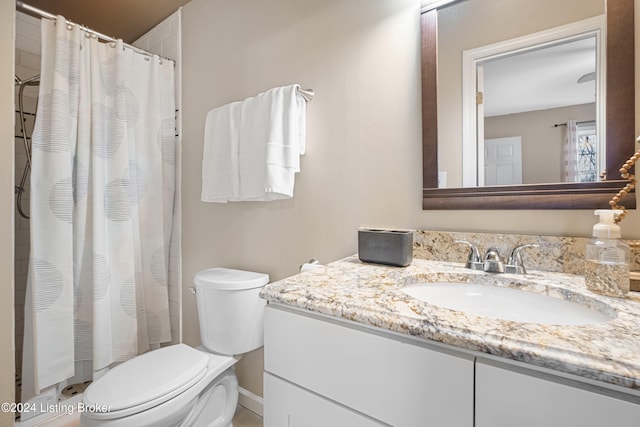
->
[483,247,505,273]
[454,240,483,270]
[506,244,539,274]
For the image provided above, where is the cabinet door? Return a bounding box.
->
[264,373,386,427]
[476,359,640,427]
[264,306,474,427]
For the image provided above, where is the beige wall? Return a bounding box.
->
[181,0,640,399]
[1,0,15,423]
[485,103,596,184]
[181,0,423,396]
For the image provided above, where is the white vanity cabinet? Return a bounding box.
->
[263,305,640,427]
[263,305,475,427]
[475,359,640,427]
[264,373,386,426]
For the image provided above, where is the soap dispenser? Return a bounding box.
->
[585,209,630,297]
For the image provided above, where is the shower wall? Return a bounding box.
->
[14,11,40,381]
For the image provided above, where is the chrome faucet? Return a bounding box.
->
[483,247,505,273]
[454,240,483,270]
[456,241,539,274]
[505,244,539,274]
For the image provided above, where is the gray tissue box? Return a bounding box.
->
[358,228,413,267]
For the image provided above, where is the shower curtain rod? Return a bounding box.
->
[15,0,174,64]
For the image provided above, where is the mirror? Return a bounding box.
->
[464,23,603,187]
[421,0,636,209]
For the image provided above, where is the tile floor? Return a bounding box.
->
[233,406,263,427]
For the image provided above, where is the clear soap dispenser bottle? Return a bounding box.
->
[585,209,630,297]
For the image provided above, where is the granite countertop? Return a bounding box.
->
[260,256,640,392]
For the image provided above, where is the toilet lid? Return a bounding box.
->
[84,344,209,413]
[194,267,269,290]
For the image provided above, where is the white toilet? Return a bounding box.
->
[80,268,269,427]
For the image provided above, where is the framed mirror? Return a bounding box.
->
[421,0,636,209]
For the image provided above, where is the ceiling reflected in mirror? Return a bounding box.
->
[483,36,596,117]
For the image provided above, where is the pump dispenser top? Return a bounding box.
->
[592,209,622,239]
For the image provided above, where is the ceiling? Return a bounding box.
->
[483,36,597,117]
[20,0,191,43]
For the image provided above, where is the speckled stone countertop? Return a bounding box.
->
[260,256,640,392]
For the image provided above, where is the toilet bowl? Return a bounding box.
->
[80,268,269,427]
[80,344,238,427]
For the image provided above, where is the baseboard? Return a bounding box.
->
[238,386,264,417]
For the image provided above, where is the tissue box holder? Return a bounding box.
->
[358,229,413,267]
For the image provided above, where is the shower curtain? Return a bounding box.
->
[23,15,176,398]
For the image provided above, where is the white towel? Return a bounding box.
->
[201,84,306,202]
[235,90,271,200]
[264,84,306,197]
[201,101,242,202]
[237,84,306,200]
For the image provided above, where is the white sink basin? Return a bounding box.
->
[402,282,613,325]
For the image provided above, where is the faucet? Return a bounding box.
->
[483,247,505,273]
[505,244,539,274]
[456,241,539,274]
[454,240,483,271]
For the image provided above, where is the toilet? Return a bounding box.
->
[80,268,269,427]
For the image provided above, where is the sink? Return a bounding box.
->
[402,282,613,325]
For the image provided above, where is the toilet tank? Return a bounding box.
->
[194,268,269,356]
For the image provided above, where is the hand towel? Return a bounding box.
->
[201,101,241,202]
[238,84,306,200]
[235,90,271,200]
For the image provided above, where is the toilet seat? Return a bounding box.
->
[83,344,210,419]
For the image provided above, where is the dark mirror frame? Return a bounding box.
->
[421,0,636,210]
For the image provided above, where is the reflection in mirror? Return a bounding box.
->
[461,19,604,187]
[421,0,636,209]
[483,38,599,186]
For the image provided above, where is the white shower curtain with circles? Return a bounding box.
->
[24,15,176,397]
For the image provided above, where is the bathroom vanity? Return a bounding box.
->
[260,256,640,427]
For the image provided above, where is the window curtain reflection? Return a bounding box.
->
[563,120,579,182]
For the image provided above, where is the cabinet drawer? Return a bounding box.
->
[476,359,640,427]
[264,373,385,427]
[264,305,474,427]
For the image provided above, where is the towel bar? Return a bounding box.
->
[297,87,314,102]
